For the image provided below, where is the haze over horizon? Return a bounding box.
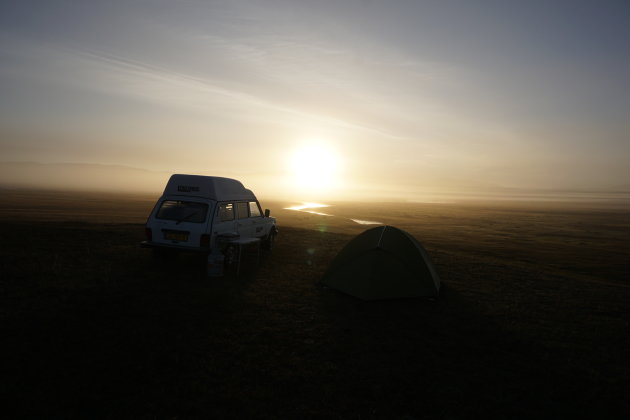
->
[1,0,629,201]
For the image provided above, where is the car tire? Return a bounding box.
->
[262,231,276,251]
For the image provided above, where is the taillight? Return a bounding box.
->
[145,228,152,241]
[200,234,210,247]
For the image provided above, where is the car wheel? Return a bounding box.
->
[263,231,275,251]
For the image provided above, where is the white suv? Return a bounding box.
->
[141,174,277,257]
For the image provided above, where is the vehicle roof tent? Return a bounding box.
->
[163,174,256,201]
[321,225,440,300]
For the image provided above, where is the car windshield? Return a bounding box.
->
[156,200,209,223]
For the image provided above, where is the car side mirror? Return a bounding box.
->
[264,209,270,217]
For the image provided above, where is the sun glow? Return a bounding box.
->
[288,144,342,191]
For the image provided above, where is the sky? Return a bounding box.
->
[1,0,629,201]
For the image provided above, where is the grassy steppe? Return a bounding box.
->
[1,189,629,418]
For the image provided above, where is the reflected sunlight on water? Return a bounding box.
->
[350,219,382,225]
[285,202,383,225]
[284,202,333,216]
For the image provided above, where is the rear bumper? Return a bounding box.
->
[140,241,210,254]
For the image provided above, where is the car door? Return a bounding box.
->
[211,202,238,247]
[247,201,268,239]
[235,201,257,238]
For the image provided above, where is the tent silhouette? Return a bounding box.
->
[321,225,440,300]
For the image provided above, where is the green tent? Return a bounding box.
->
[321,226,440,300]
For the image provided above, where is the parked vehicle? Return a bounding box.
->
[141,174,277,262]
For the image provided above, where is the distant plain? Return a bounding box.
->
[1,188,629,418]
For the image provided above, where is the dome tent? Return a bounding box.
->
[321,226,440,300]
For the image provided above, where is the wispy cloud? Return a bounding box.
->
[27,40,427,143]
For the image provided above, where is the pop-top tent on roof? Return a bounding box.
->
[163,174,256,201]
[321,225,440,300]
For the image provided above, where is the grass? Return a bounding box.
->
[1,190,629,418]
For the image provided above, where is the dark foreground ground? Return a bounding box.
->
[1,190,629,418]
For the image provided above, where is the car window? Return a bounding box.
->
[218,203,234,221]
[156,200,208,223]
[249,202,262,217]
[236,202,249,219]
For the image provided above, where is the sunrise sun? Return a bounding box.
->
[288,144,341,191]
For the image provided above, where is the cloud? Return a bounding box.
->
[9,35,430,144]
